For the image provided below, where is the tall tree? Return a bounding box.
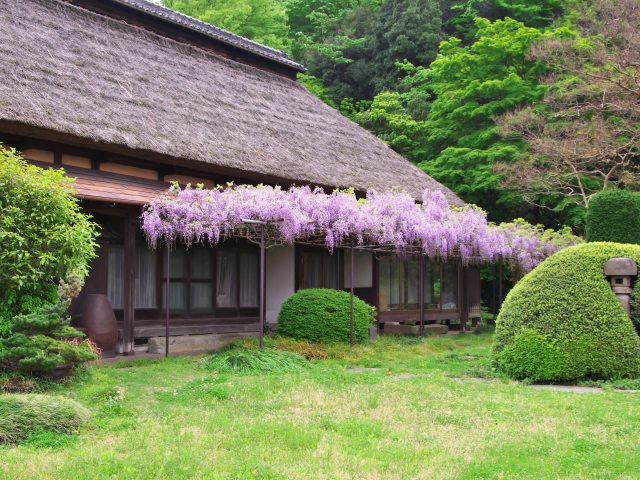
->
[496,0,640,214]
[415,18,551,219]
[370,0,443,92]
[163,0,290,51]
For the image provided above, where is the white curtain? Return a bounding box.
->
[239,252,258,307]
[162,247,186,312]
[441,263,458,309]
[135,247,156,308]
[323,253,339,289]
[406,258,420,307]
[216,251,237,308]
[107,245,124,309]
[190,247,214,312]
[378,257,400,311]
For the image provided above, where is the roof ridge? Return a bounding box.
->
[108,0,305,71]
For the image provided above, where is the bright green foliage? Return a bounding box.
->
[0,148,98,336]
[202,348,309,374]
[585,190,640,244]
[369,0,442,91]
[277,289,375,343]
[491,0,562,27]
[492,243,640,381]
[297,73,337,108]
[0,302,98,375]
[0,394,90,444]
[416,18,548,211]
[163,0,290,50]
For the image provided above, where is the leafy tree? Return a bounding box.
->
[370,0,443,92]
[163,0,290,50]
[441,0,561,41]
[0,147,98,336]
[295,3,380,101]
[496,0,640,214]
[406,19,552,219]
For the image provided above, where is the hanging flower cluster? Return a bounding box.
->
[141,184,581,273]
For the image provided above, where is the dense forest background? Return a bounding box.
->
[162,0,639,233]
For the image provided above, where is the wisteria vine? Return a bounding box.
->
[141,184,581,274]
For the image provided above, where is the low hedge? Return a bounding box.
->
[492,243,640,382]
[0,394,90,444]
[585,190,640,244]
[276,289,375,343]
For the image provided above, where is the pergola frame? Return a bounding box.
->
[161,221,489,356]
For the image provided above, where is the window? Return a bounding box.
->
[160,245,258,315]
[107,244,157,310]
[297,248,340,290]
[99,209,259,317]
[378,257,458,312]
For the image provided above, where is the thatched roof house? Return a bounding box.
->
[0,0,477,355]
[0,0,461,205]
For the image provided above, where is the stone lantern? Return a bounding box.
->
[603,257,638,314]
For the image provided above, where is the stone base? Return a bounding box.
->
[383,322,448,336]
[147,332,258,355]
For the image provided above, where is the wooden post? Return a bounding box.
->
[498,262,504,310]
[460,264,468,333]
[419,254,425,336]
[165,246,170,357]
[349,239,355,346]
[122,211,136,355]
[259,227,265,349]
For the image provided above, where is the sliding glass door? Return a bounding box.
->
[378,256,458,312]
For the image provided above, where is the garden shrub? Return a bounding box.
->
[492,243,640,382]
[0,394,90,444]
[0,302,99,376]
[0,147,98,336]
[585,190,640,244]
[276,289,375,343]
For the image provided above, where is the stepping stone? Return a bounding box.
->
[529,385,602,393]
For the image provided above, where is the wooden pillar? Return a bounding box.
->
[349,239,355,346]
[419,254,425,336]
[122,211,137,355]
[165,246,170,357]
[259,227,265,349]
[460,264,468,333]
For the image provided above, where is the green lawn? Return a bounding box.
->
[1,333,639,479]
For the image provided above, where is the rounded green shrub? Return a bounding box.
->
[277,289,375,343]
[492,243,640,382]
[0,394,90,444]
[585,190,640,244]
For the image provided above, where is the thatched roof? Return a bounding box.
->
[0,0,463,205]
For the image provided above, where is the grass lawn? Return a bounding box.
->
[1,333,639,479]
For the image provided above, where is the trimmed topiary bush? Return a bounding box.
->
[277,289,375,343]
[492,243,640,382]
[585,190,640,244]
[0,394,90,444]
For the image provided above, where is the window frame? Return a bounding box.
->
[377,256,459,313]
[295,245,343,292]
